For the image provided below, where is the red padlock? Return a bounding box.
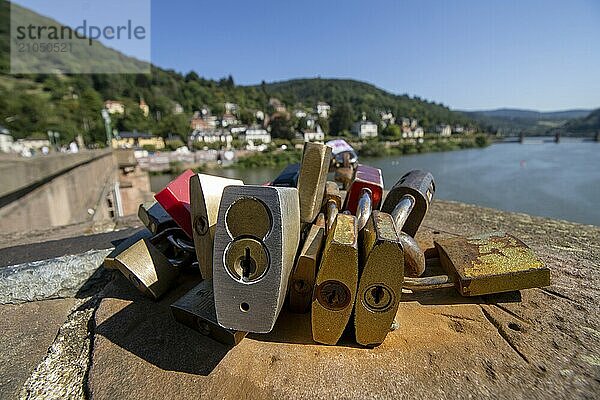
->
[154,169,195,238]
[344,164,384,216]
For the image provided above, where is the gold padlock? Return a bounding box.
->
[312,213,358,345]
[171,279,247,346]
[189,173,243,279]
[297,142,332,224]
[288,213,326,314]
[404,232,550,296]
[354,211,404,347]
[104,229,152,270]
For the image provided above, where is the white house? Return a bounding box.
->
[316,102,331,118]
[352,120,378,139]
[104,100,125,115]
[302,124,325,142]
[242,125,271,146]
[294,109,308,119]
[190,129,233,147]
[437,124,452,137]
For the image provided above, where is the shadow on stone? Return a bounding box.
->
[400,288,522,306]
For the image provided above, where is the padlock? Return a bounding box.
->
[213,185,300,333]
[312,213,358,345]
[109,227,194,299]
[297,142,332,224]
[403,232,550,296]
[345,164,384,216]
[270,163,301,187]
[333,152,354,190]
[104,229,153,270]
[138,201,177,235]
[288,213,326,313]
[354,211,404,347]
[190,173,244,280]
[322,181,342,232]
[381,170,435,237]
[171,279,247,346]
[154,169,196,238]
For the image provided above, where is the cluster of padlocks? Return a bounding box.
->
[104,141,551,347]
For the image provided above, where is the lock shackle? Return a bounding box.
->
[403,275,455,291]
[326,200,339,232]
[397,231,426,277]
[356,188,373,231]
[166,234,196,254]
[390,194,416,233]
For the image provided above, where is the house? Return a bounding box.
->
[410,119,418,129]
[112,132,165,149]
[436,124,452,137]
[302,124,325,142]
[380,111,395,128]
[224,102,238,114]
[316,102,331,118]
[0,129,14,153]
[190,114,210,131]
[254,110,265,121]
[352,120,378,139]
[190,129,233,147]
[173,103,184,114]
[104,100,125,115]
[269,98,286,113]
[221,113,238,128]
[294,109,308,119]
[229,125,247,135]
[413,127,424,138]
[139,99,150,117]
[241,125,271,146]
[400,117,411,128]
[453,125,465,134]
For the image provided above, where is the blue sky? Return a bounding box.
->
[13,0,600,111]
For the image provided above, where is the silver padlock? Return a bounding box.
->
[212,185,300,333]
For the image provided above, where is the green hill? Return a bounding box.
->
[560,108,600,135]
[0,0,480,145]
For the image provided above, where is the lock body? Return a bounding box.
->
[213,185,300,333]
[354,211,404,346]
[104,229,152,270]
[297,142,332,223]
[381,170,435,237]
[171,279,247,345]
[312,214,358,345]
[138,201,176,235]
[289,222,325,313]
[345,164,384,215]
[435,231,550,296]
[190,173,243,279]
[270,163,301,187]
[154,169,196,237]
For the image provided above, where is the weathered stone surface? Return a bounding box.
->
[86,200,600,399]
[0,298,79,399]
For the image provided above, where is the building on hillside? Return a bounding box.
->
[139,99,150,117]
[190,114,210,131]
[224,102,238,114]
[413,127,424,138]
[255,110,265,121]
[112,132,165,149]
[294,109,308,119]
[190,129,233,147]
[316,102,331,118]
[229,125,248,135]
[453,125,465,134]
[241,125,271,146]
[301,124,325,142]
[352,119,378,139]
[380,111,395,128]
[104,100,125,115]
[399,117,410,128]
[221,113,238,127]
[436,124,452,137]
[173,103,184,114]
[410,118,418,129]
[269,98,286,113]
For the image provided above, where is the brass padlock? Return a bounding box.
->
[297,142,332,224]
[213,185,300,333]
[190,173,244,280]
[104,229,152,270]
[171,279,247,346]
[404,232,550,296]
[312,213,358,345]
[288,213,326,313]
[354,211,404,347]
[138,201,176,235]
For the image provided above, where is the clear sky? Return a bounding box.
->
[13,0,600,111]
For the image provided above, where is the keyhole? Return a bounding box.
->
[241,247,256,279]
[371,286,384,304]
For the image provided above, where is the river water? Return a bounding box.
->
[150,138,600,226]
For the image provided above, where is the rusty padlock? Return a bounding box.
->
[190,173,243,279]
[154,169,196,238]
[213,185,300,333]
[107,227,195,299]
[354,211,404,347]
[171,279,247,346]
[312,213,358,345]
[381,170,435,237]
[288,213,326,313]
[138,201,177,235]
[345,164,384,217]
[403,232,550,296]
[297,142,332,224]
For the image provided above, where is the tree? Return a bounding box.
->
[330,103,354,135]
[270,115,295,140]
[382,124,401,138]
[157,114,190,141]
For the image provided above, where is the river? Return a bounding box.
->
[150,138,600,226]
